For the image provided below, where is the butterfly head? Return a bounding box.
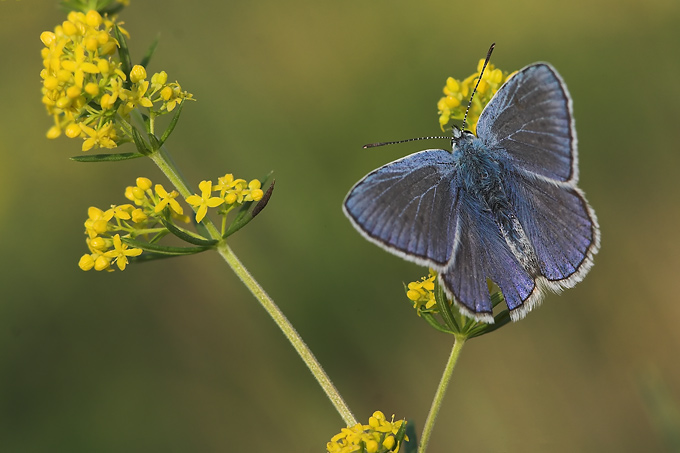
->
[451,125,476,149]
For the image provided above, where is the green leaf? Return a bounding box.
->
[128,251,177,263]
[420,312,454,334]
[148,133,161,152]
[147,229,170,244]
[70,152,145,162]
[223,179,275,239]
[99,0,125,15]
[121,237,211,256]
[403,421,418,453]
[139,33,161,69]
[490,290,505,308]
[131,127,153,156]
[113,25,132,88]
[159,215,218,246]
[158,101,185,147]
[466,292,511,338]
[252,179,275,218]
[435,279,460,333]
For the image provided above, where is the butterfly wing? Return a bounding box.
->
[504,171,600,319]
[476,63,577,183]
[476,63,600,319]
[343,149,460,267]
[440,194,537,322]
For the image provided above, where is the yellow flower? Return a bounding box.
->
[119,80,153,115]
[129,65,147,84]
[101,77,127,109]
[131,208,147,223]
[327,411,407,453]
[214,174,264,205]
[79,236,113,271]
[60,44,100,89]
[186,180,224,223]
[80,121,118,151]
[154,184,184,215]
[78,252,111,271]
[406,271,437,315]
[437,60,515,134]
[84,206,114,238]
[244,179,264,202]
[158,81,193,112]
[103,234,142,271]
[78,253,95,271]
[111,204,134,220]
[40,10,194,148]
[136,177,152,191]
[150,71,168,92]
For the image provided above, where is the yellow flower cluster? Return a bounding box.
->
[187,174,264,223]
[406,271,437,315]
[327,411,407,453]
[437,59,516,135]
[40,10,193,151]
[78,172,264,270]
[79,176,185,271]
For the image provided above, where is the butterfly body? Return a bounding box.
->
[344,63,600,323]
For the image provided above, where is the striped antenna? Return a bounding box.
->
[363,136,449,149]
[461,43,495,131]
[364,43,496,149]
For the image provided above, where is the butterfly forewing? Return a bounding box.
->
[343,149,460,267]
[477,64,576,183]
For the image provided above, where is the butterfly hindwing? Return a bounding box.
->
[343,149,460,267]
[441,193,537,321]
[507,170,600,291]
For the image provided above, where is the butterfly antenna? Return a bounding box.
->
[461,42,495,132]
[363,136,449,148]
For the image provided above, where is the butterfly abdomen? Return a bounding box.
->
[456,138,541,276]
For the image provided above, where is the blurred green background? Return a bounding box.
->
[2,0,679,451]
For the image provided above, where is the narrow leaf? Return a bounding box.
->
[129,251,177,263]
[70,152,145,162]
[148,133,161,152]
[131,127,153,156]
[113,25,132,87]
[435,280,460,333]
[252,179,275,217]
[222,180,275,238]
[121,237,210,255]
[160,216,218,246]
[159,101,185,146]
[403,421,418,453]
[139,33,161,69]
[420,312,454,334]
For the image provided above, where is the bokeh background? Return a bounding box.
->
[2,0,679,452]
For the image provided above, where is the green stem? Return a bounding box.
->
[419,335,466,453]
[148,146,357,427]
[217,242,357,426]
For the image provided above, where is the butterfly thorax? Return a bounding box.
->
[453,135,503,202]
[454,135,541,275]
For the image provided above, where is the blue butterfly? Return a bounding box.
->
[343,61,600,323]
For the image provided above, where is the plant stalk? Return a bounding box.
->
[419,335,466,453]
